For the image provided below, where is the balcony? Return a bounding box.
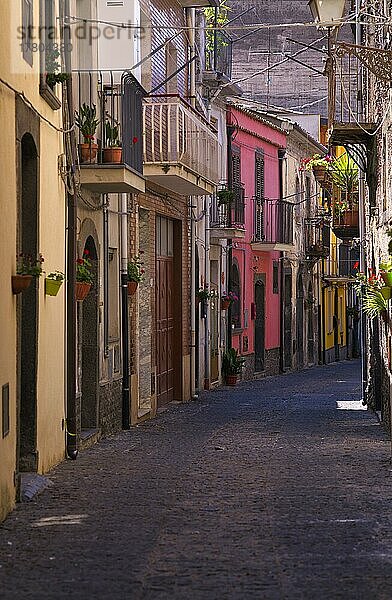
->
[304,217,330,261]
[209,185,245,239]
[143,96,219,195]
[74,71,145,194]
[251,198,294,251]
[203,30,240,96]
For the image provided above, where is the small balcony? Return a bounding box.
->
[305,217,330,260]
[331,190,359,240]
[251,198,294,251]
[74,70,145,194]
[203,30,240,95]
[209,185,245,239]
[142,96,219,195]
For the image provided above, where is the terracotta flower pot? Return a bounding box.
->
[103,147,123,164]
[381,272,392,287]
[45,278,63,297]
[225,374,238,386]
[312,165,327,183]
[79,143,98,164]
[12,274,33,294]
[127,280,138,295]
[221,298,231,310]
[75,281,91,301]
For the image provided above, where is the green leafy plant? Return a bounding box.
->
[222,348,245,376]
[104,121,121,148]
[45,48,69,89]
[333,196,350,218]
[300,153,334,171]
[329,153,358,196]
[75,104,99,143]
[46,270,65,281]
[362,289,388,319]
[127,255,145,283]
[217,189,235,206]
[197,287,212,301]
[76,250,94,284]
[379,258,392,273]
[16,253,44,277]
[204,0,231,56]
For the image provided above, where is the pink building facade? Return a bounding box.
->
[227,106,289,377]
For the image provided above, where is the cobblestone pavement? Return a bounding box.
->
[1,360,392,599]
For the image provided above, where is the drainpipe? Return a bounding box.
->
[278,149,285,372]
[63,0,77,460]
[186,8,196,108]
[121,193,130,429]
[204,194,211,389]
[103,199,109,358]
[227,120,235,349]
[190,196,196,397]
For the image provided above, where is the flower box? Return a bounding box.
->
[12,275,32,294]
[76,282,91,301]
[127,281,138,295]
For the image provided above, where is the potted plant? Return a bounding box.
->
[221,291,238,310]
[45,271,65,296]
[75,103,99,164]
[217,188,235,207]
[45,48,69,90]
[12,253,44,294]
[76,250,93,301]
[196,287,211,306]
[380,258,392,286]
[127,254,145,295]
[301,153,334,183]
[103,121,122,164]
[222,348,245,386]
[330,154,359,226]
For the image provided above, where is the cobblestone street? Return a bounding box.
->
[1,360,392,599]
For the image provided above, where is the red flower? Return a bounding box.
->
[132,137,138,144]
[77,258,84,264]
[353,261,359,270]
[84,249,89,256]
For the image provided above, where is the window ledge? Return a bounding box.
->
[39,82,61,111]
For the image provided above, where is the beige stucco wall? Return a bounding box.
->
[0,0,66,520]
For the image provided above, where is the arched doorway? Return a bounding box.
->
[307,282,315,364]
[18,133,39,472]
[81,236,99,431]
[254,278,265,373]
[296,273,304,369]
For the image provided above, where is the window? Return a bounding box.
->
[232,146,241,187]
[2,383,10,438]
[273,261,279,294]
[156,216,173,257]
[231,261,241,329]
[22,0,33,66]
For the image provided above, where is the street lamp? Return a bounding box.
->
[308,0,345,27]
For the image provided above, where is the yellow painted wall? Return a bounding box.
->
[0,0,66,520]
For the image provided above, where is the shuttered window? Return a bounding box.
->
[255,150,265,241]
[232,146,241,187]
[22,0,33,66]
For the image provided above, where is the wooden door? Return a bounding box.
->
[283,271,292,370]
[156,256,174,407]
[254,280,265,372]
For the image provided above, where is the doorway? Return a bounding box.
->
[283,269,292,370]
[81,236,99,431]
[210,260,219,383]
[18,133,39,472]
[307,283,315,364]
[254,278,265,373]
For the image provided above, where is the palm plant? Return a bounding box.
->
[362,289,388,319]
[329,153,358,197]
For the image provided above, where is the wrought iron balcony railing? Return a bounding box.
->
[210,184,245,231]
[205,30,233,80]
[304,217,330,259]
[252,198,294,246]
[142,95,219,191]
[74,70,144,175]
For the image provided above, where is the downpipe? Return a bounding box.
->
[121,193,131,429]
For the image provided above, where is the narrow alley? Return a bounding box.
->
[1,360,392,599]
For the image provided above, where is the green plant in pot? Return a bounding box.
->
[217,189,235,207]
[76,250,94,301]
[45,48,69,90]
[330,153,359,218]
[103,120,122,164]
[380,258,392,287]
[127,254,145,295]
[75,103,99,164]
[12,253,44,294]
[45,271,65,296]
[222,348,245,386]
